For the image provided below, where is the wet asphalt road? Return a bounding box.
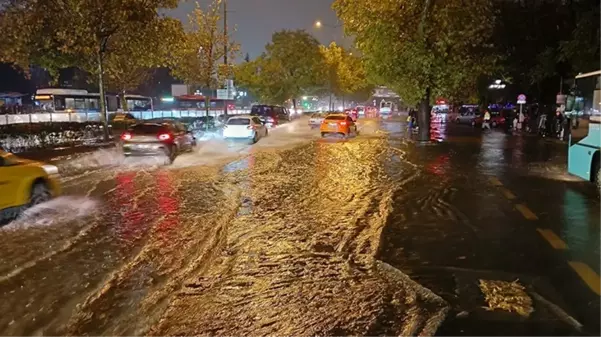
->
[1,116,599,335]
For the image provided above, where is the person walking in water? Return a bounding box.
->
[482,109,491,130]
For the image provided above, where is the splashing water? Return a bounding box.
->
[3,196,100,230]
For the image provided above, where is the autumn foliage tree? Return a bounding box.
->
[0,0,179,139]
[101,17,183,111]
[169,0,239,120]
[235,30,324,108]
[333,0,496,140]
[320,42,373,109]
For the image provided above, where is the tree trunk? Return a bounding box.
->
[120,91,128,112]
[292,98,297,114]
[205,95,210,131]
[329,93,332,111]
[417,87,431,142]
[97,50,109,142]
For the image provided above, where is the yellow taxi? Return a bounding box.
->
[319,113,358,137]
[0,149,61,222]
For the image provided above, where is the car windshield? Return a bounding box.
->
[227,118,250,125]
[131,124,165,134]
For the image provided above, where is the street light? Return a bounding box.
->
[314,20,341,28]
[489,79,506,89]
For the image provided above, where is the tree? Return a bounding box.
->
[234,30,324,109]
[169,0,239,123]
[333,0,496,140]
[0,0,179,140]
[559,0,600,74]
[102,17,183,111]
[320,42,373,109]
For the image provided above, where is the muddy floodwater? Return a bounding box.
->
[1,117,599,335]
[0,119,448,336]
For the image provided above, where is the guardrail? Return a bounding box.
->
[0,109,251,125]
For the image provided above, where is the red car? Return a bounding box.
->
[472,111,507,128]
[344,109,358,121]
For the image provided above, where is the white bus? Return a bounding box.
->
[34,88,118,113]
[34,89,153,114]
[119,94,153,112]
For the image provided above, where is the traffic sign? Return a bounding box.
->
[517,94,526,104]
[217,89,228,100]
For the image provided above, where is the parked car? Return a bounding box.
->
[472,111,507,128]
[120,121,196,164]
[223,116,268,143]
[455,112,478,124]
[0,149,61,223]
[250,105,290,128]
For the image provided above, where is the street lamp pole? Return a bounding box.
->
[223,0,228,117]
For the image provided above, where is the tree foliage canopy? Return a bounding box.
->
[169,0,239,90]
[0,0,179,78]
[333,0,496,105]
[234,30,324,105]
[320,42,373,100]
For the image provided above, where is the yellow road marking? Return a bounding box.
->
[536,228,568,250]
[499,187,516,200]
[515,204,538,220]
[489,177,503,186]
[568,261,601,296]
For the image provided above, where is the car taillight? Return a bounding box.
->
[340,121,347,126]
[121,132,132,140]
[158,133,171,141]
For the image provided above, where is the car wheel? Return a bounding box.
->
[492,121,497,128]
[321,132,326,138]
[29,182,51,208]
[165,146,175,164]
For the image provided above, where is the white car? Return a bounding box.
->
[223,116,268,143]
[308,113,325,128]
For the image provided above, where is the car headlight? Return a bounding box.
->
[41,164,59,176]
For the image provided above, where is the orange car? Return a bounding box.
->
[320,114,358,137]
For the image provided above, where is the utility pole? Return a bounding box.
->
[223,0,229,117]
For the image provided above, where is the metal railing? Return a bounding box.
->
[0,109,252,125]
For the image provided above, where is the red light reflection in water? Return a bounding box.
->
[427,154,450,177]
[114,172,145,243]
[155,171,180,242]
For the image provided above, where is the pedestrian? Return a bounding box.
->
[407,113,413,130]
[482,109,491,130]
[518,110,525,130]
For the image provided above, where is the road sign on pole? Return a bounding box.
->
[517,94,526,104]
[217,89,228,100]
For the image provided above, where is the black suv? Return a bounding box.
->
[250,105,290,128]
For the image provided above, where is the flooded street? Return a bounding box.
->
[1,117,599,335]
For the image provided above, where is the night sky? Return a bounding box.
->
[166,0,348,59]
